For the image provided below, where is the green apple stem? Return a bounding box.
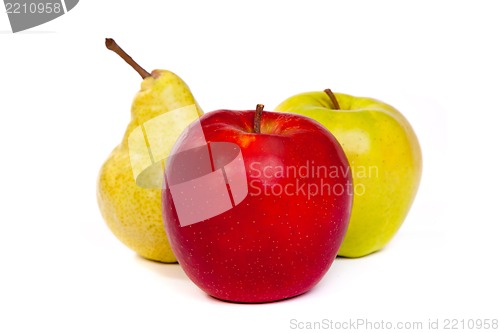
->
[105,38,151,79]
[324,89,340,110]
[254,104,264,134]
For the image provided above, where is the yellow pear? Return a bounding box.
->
[97,39,203,262]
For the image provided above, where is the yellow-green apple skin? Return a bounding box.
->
[274,92,422,257]
[97,70,203,262]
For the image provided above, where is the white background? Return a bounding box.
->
[1,1,499,332]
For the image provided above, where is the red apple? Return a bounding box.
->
[162,106,353,303]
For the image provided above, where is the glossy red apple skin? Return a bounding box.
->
[162,110,352,303]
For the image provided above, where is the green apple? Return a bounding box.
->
[274,89,422,257]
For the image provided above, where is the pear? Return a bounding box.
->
[97,39,203,262]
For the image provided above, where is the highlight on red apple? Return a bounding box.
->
[162,105,353,303]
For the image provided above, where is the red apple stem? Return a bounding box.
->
[254,104,264,134]
[105,38,151,79]
[324,89,340,110]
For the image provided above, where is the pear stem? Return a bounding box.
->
[254,104,264,134]
[105,38,151,79]
[324,89,340,110]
